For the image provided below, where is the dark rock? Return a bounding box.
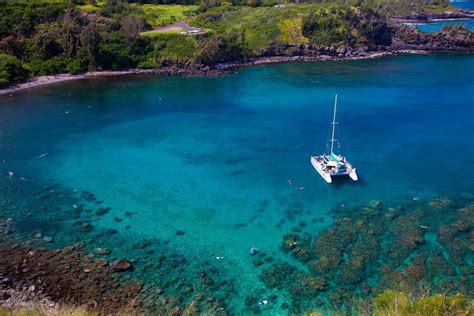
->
[110,259,132,272]
[79,223,93,233]
[62,246,75,254]
[95,207,111,216]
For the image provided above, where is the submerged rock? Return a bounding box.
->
[79,223,93,232]
[95,259,108,267]
[62,246,75,254]
[94,248,111,255]
[110,259,132,272]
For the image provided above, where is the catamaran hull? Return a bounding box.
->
[311,157,358,183]
[311,157,332,183]
[349,170,358,181]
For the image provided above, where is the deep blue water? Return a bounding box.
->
[451,0,474,9]
[0,54,473,313]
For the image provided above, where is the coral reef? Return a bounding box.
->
[261,195,474,313]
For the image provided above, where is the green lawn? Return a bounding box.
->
[131,4,199,27]
[140,27,185,37]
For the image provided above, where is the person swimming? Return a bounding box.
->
[249,246,258,256]
[211,253,224,260]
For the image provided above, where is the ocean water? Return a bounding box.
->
[0,54,473,313]
[451,0,474,9]
[406,18,474,32]
[408,0,474,32]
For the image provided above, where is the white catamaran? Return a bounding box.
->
[311,95,358,183]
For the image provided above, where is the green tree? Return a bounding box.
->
[0,53,30,86]
[80,23,102,70]
[121,16,145,41]
[34,30,63,60]
[61,19,81,58]
[197,32,247,65]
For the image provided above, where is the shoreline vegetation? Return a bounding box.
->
[1,0,473,96]
[0,50,425,96]
[1,194,473,314]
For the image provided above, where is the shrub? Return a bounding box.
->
[152,33,198,64]
[0,53,30,87]
[302,9,352,46]
[197,32,246,65]
[29,56,68,76]
[0,3,66,37]
[373,290,472,315]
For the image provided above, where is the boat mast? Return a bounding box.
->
[330,94,338,154]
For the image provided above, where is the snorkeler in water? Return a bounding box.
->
[249,246,258,255]
[211,253,224,260]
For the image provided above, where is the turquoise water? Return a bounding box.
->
[1,54,473,313]
[406,18,474,32]
[408,0,474,32]
[451,0,474,9]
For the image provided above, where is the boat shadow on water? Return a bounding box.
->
[329,174,367,188]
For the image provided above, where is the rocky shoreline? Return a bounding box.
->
[215,50,431,70]
[0,218,142,314]
[0,215,226,314]
[0,49,457,97]
[392,9,474,23]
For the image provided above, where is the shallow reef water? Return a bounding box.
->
[0,54,473,314]
[264,195,474,313]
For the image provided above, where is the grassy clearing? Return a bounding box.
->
[152,33,198,62]
[424,4,460,12]
[131,4,199,27]
[191,4,323,54]
[76,1,105,11]
[140,27,185,37]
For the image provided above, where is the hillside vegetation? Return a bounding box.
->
[0,0,458,86]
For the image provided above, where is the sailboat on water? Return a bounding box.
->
[311,95,358,183]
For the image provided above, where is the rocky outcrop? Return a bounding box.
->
[392,24,474,52]
[0,239,142,313]
[392,9,474,23]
